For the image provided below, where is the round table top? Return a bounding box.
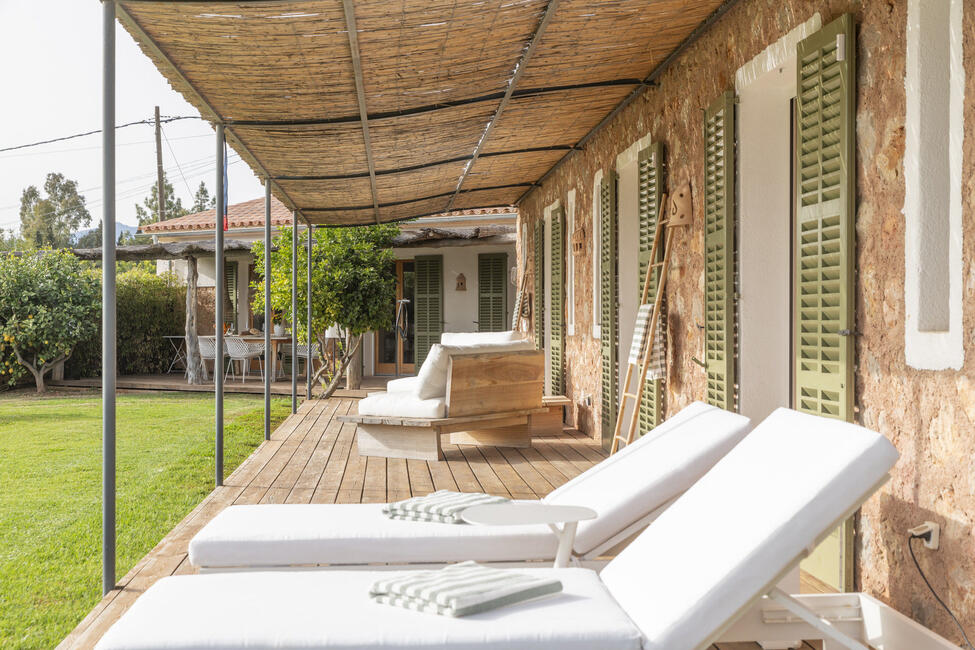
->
[460,503,597,526]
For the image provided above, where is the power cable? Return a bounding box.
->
[161,124,194,197]
[908,533,974,649]
[0,115,202,154]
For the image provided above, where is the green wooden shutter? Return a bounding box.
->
[795,13,857,595]
[224,261,238,330]
[477,253,507,332]
[703,91,737,411]
[600,172,619,441]
[638,143,665,432]
[549,206,566,394]
[413,255,443,367]
[533,220,545,350]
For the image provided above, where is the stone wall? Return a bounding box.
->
[518,0,974,641]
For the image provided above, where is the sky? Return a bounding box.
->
[0,0,265,233]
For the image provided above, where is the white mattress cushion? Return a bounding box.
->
[543,401,751,554]
[189,503,559,568]
[96,568,643,650]
[416,340,535,399]
[600,407,899,650]
[385,376,419,393]
[357,391,445,418]
[440,330,520,345]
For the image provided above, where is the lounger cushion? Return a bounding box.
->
[189,503,560,569]
[416,340,535,399]
[385,376,419,393]
[357,391,446,418]
[96,568,643,650]
[599,407,900,650]
[440,330,521,345]
[543,401,751,554]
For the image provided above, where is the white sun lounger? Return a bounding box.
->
[97,408,957,650]
[190,401,751,570]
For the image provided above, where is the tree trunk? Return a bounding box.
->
[345,333,363,390]
[184,256,206,384]
[13,348,67,393]
[313,335,361,399]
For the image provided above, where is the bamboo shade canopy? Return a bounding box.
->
[118,0,727,225]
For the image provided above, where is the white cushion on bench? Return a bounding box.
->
[416,340,535,399]
[189,503,559,568]
[95,568,643,650]
[599,407,900,650]
[440,330,521,345]
[385,376,420,393]
[544,401,751,554]
[357,391,446,419]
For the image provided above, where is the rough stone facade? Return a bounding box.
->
[518,0,975,641]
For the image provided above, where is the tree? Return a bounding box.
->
[0,251,100,392]
[19,173,91,249]
[252,224,399,395]
[134,172,187,226]
[191,181,215,213]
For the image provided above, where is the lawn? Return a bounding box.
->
[0,390,290,648]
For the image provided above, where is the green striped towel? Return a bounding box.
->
[369,561,563,617]
[383,490,510,524]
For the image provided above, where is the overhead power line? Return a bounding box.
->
[0,115,202,154]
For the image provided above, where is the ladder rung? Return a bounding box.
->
[651,262,664,268]
[622,392,639,399]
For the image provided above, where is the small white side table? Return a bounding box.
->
[461,503,597,568]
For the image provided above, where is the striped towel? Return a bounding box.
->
[628,303,666,380]
[383,490,510,524]
[369,561,563,617]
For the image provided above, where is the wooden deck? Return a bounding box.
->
[50,374,389,397]
[59,397,821,650]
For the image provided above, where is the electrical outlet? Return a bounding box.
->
[908,522,940,550]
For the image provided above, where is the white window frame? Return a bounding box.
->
[566,189,576,336]
[591,170,603,339]
[903,0,964,370]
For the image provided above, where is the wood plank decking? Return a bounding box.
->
[58,397,820,650]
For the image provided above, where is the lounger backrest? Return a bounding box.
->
[440,331,522,345]
[415,339,535,399]
[543,402,750,554]
[599,408,899,650]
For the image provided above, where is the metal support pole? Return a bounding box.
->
[306,224,313,400]
[290,211,298,413]
[264,180,272,440]
[101,0,117,597]
[214,125,225,487]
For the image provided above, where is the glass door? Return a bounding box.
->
[375,260,416,375]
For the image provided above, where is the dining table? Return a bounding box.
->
[236,334,293,380]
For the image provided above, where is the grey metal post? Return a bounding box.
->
[290,211,298,413]
[306,224,313,400]
[263,180,272,440]
[214,125,225,486]
[101,0,117,597]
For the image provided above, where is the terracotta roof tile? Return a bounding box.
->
[140,197,293,233]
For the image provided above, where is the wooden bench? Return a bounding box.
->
[338,350,546,461]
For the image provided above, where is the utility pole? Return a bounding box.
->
[154,106,165,221]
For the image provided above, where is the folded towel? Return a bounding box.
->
[369,561,563,617]
[383,490,510,524]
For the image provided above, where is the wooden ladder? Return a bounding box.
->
[610,189,690,454]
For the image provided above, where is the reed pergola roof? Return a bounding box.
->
[118,0,731,226]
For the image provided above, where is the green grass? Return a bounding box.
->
[0,390,290,649]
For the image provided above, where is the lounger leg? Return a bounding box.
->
[553,521,578,568]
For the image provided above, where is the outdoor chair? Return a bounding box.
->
[282,342,320,378]
[96,409,956,649]
[189,402,749,571]
[197,336,230,381]
[225,336,263,383]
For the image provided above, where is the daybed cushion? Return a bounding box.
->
[357,391,446,419]
[96,568,643,650]
[189,503,559,569]
[440,330,521,345]
[599,407,900,650]
[385,376,419,393]
[416,340,535,399]
[544,401,751,555]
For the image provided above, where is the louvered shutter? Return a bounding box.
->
[533,220,545,350]
[704,91,737,411]
[413,255,443,367]
[638,143,665,432]
[224,261,238,330]
[795,13,856,594]
[477,253,507,332]
[549,206,566,394]
[600,172,619,440]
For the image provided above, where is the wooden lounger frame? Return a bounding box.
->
[338,350,547,460]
